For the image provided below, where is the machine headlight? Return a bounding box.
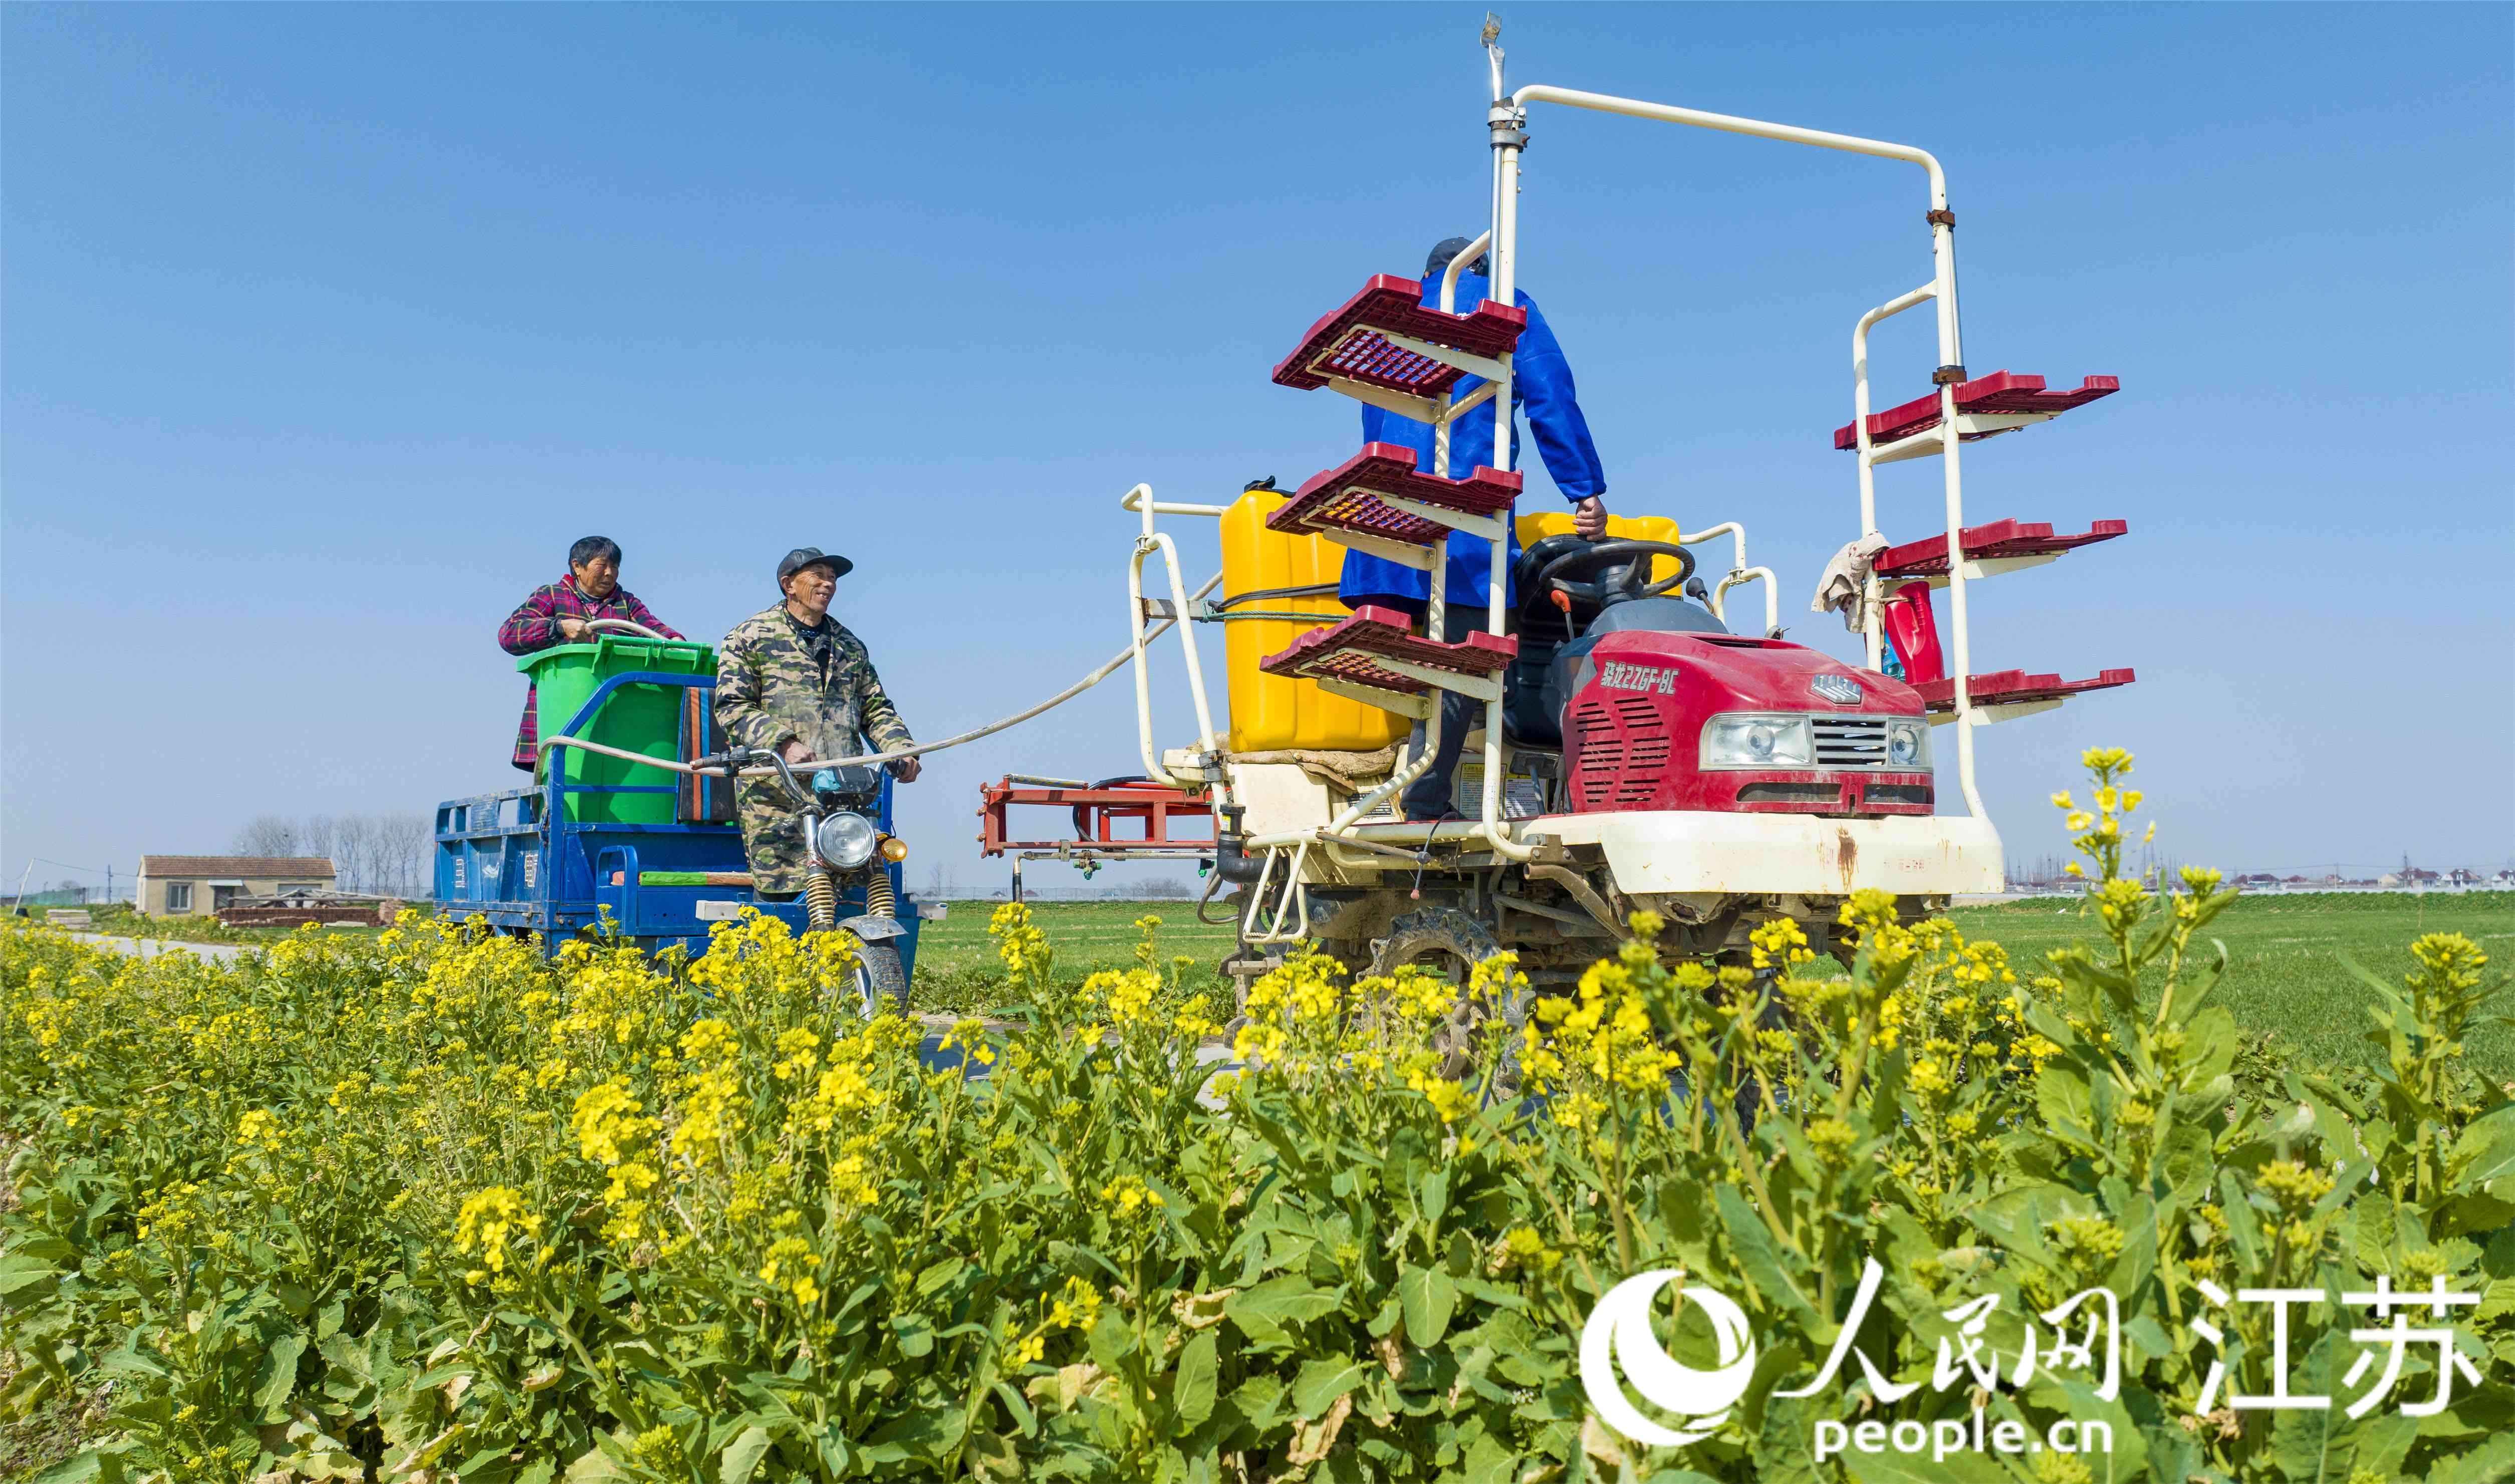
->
[1700,713,1815,769]
[813,812,878,870]
[1886,717,1932,770]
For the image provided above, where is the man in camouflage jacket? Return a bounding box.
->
[715,548,920,895]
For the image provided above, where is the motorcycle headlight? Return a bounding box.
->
[1699,713,1815,769]
[813,812,878,870]
[1886,717,1932,770]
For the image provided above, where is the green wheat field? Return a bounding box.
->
[910,891,2514,1079]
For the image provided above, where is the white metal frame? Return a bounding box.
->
[1119,484,1227,794]
[1113,42,2048,937]
[1498,56,1986,821]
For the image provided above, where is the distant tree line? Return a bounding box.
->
[231,813,432,898]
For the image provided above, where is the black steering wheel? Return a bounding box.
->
[1534,539,1697,608]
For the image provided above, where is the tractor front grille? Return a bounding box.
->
[1813,715,1891,770]
[1572,694,1672,808]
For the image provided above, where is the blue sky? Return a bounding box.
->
[5,3,2509,896]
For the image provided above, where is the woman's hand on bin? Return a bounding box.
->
[557,616,591,641]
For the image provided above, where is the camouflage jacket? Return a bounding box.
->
[714,605,914,764]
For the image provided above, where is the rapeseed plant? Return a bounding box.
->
[0,756,2503,1483]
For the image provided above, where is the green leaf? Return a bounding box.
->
[1416,1166,1450,1226]
[2267,1333,2347,1483]
[1715,1185,1819,1327]
[1229,1374,1287,1432]
[2184,1004,2240,1085]
[2034,1064,2101,1152]
[1225,1276,1340,1332]
[561,1441,631,1483]
[28,1452,119,1484]
[718,1426,772,1484]
[1173,1329,1218,1426]
[2449,1105,2515,1191]
[1290,1357,1368,1418]
[2430,1427,2515,1484]
[1840,1443,2007,1483]
[1397,1265,1458,1349]
[2218,1168,2265,1270]
[253,1331,307,1419]
[893,1313,934,1358]
[2157,1122,2216,1207]
[0,1254,63,1298]
[991,1380,1038,1437]
[1086,1308,1137,1372]
[2346,1413,2419,1482]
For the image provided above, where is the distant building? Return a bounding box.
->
[137,856,336,917]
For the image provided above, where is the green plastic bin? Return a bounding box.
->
[522,636,717,823]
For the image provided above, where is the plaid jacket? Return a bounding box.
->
[498,577,682,770]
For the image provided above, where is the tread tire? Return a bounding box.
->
[853,938,909,1018]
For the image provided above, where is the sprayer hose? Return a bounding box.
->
[540,573,1223,780]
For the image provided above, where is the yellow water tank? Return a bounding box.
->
[1219,489,1412,754]
[1515,509,1691,586]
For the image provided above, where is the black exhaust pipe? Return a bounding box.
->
[1212,804,1265,883]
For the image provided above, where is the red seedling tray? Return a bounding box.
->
[1259,604,1517,695]
[1874,519,2129,580]
[1915,667,2136,713]
[1835,372,2119,450]
[1265,442,1524,548]
[1273,275,1529,400]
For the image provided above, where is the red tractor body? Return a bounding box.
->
[1559,631,1934,818]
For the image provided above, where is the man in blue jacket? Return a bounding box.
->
[1338,236,1611,820]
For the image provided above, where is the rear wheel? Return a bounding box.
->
[1367,909,1521,1082]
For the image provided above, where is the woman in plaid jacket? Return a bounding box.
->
[497,535,683,771]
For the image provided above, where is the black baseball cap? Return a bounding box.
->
[1426,236,1489,278]
[777,547,854,584]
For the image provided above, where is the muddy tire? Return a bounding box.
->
[1368,909,1523,1084]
